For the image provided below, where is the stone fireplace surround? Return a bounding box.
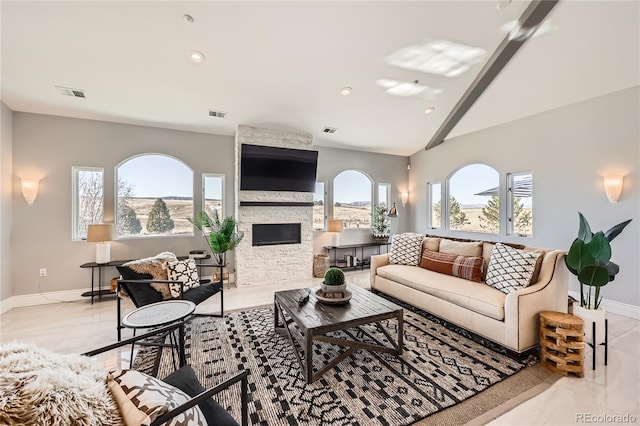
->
[234,125,314,286]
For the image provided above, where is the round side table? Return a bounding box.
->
[122,300,196,371]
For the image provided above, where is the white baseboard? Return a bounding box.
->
[1,287,106,314]
[569,291,640,320]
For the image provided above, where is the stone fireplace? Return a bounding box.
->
[234,125,314,286]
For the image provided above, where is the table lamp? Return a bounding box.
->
[328,219,344,247]
[87,224,114,264]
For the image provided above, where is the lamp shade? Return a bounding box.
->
[86,224,114,242]
[21,178,39,205]
[603,176,623,203]
[328,220,344,233]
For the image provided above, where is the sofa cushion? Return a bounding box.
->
[165,259,200,298]
[376,264,505,320]
[389,233,424,266]
[107,369,207,426]
[439,239,483,257]
[163,366,239,426]
[419,249,483,282]
[422,237,441,252]
[485,243,543,294]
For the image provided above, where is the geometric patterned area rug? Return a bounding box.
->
[136,299,529,425]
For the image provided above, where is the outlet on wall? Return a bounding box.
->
[39,268,47,277]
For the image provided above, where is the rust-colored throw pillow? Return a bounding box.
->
[419,248,484,282]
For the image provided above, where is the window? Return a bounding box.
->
[447,164,499,233]
[116,154,193,238]
[378,183,390,208]
[72,167,104,240]
[203,174,224,219]
[313,181,326,231]
[427,182,441,229]
[508,172,533,236]
[333,170,372,229]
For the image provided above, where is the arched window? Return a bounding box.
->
[116,154,193,238]
[333,170,372,229]
[446,164,500,234]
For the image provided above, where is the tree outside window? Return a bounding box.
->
[447,164,499,233]
[72,167,104,240]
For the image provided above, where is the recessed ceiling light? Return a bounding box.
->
[496,0,512,10]
[424,107,436,115]
[183,14,194,23]
[340,87,352,96]
[190,50,205,63]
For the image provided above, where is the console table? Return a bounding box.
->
[80,254,211,304]
[323,242,389,271]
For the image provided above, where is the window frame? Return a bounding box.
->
[507,171,533,237]
[72,166,104,241]
[313,180,328,231]
[332,169,373,230]
[202,173,225,219]
[377,183,390,208]
[426,181,441,229]
[115,153,194,239]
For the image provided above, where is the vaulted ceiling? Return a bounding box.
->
[2,1,638,156]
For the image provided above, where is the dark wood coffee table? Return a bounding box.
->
[274,285,403,384]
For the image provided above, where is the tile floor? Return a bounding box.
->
[1,270,638,425]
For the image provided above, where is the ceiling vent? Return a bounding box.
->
[208,110,227,118]
[322,127,337,134]
[56,86,85,98]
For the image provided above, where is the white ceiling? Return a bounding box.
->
[2,1,638,157]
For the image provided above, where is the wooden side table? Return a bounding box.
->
[539,311,585,378]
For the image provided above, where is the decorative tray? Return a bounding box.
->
[315,289,352,305]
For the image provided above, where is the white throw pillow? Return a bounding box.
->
[165,259,200,298]
[485,243,542,294]
[389,233,424,266]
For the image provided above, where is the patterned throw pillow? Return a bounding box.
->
[419,248,484,282]
[165,259,200,298]
[107,369,207,426]
[485,243,542,294]
[389,233,424,266]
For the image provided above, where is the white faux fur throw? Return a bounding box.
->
[0,342,123,426]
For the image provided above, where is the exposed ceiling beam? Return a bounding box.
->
[424,0,560,151]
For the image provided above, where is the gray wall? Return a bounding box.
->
[11,113,235,297]
[8,113,409,298]
[409,86,640,308]
[1,102,12,302]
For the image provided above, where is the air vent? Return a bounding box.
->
[208,110,227,118]
[56,86,85,98]
[322,127,337,134]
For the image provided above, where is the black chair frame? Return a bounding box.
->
[116,264,226,341]
[83,324,249,426]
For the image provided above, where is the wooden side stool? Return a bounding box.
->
[539,311,585,378]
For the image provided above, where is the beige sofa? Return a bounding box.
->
[370,237,568,355]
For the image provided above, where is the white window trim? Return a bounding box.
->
[378,183,391,208]
[507,171,533,237]
[426,181,441,229]
[72,166,104,241]
[315,180,328,231]
[332,169,373,230]
[202,173,225,218]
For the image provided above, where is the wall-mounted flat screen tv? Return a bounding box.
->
[240,144,318,192]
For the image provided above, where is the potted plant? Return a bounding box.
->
[565,212,631,343]
[321,267,346,293]
[188,210,245,267]
[372,204,390,244]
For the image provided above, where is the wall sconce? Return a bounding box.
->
[328,219,344,247]
[401,192,409,207]
[21,178,40,205]
[388,203,399,218]
[603,175,624,203]
[87,224,114,264]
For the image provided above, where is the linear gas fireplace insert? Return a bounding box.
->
[252,223,301,246]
